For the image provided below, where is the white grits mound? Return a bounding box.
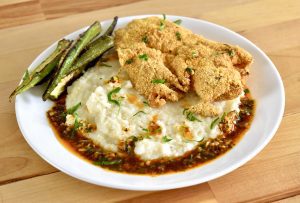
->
[66,60,242,160]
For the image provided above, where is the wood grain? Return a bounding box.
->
[39,0,144,19]
[0,172,149,203]
[0,0,45,29]
[0,0,299,202]
[0,173,215,203]
[209,113,300,202]
[0,0,144,29]
[275,195,300,203]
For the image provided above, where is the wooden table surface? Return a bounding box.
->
[0,0,299,202]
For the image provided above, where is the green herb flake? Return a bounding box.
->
[94,159,122,166]
[244,88,250,94]
[132,111,146,117]
[142,127,149,132]
[192,51,198,58]
[186,112,201,122]
[151,79,166,84]
[183,108,201,122]
[162,135,172,143]
[220,112,227,122]
[125,58,133,64]
[185,67,194,74]
[71,113,82,137]
[142,36,149,43]
[107,87,121,106]
[159,21,165,31]
[162,14,166,20]
[210,117,220,129]
[210,112,227,129]
[183,108,188,115]
[154,127,162,133]
[138,54,148,61]
[175,31,181,41]
[227,49,235,56]
[143,101,150,106]
[144,135,151,139]
[173,19,182,25]
[66,102,81,115]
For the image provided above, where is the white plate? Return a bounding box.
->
[15,15,285,191]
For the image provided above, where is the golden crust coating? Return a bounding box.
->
[188,101,220,117]
[117,46,184,107]
[192,65,243,101]
[115,17,252,116]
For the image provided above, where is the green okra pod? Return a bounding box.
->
[9,39,72,101]
[43,21,102,101]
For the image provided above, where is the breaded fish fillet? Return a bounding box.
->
[117,46,184,107]
[115,17,252,116]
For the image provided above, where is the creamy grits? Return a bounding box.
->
[66,60,242,160]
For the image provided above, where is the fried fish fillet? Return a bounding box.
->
[117,46,184,107]
[115,17,252,116]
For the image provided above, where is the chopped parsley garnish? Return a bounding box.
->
[185,67,194,74]
[142,35,149,43]
[107,87,121,106]
[220,112,227,122]
[71,113,82,137]
[138,54,148,61]
[154,127,162,133]
[142,128,149,132]
[173,19,182,25]
[244,88,250,94]
[162,14,166,20]
[175,31,181,41]
[186,112,201,122]
[159,21,165,30]
[162,135,172,143]
[151,79,165,84]
[227,49,235,56]
[132,111,146,117]
[94,159,122,166]
[143,101,150,106]
[183,108,188,115]
[192,51,198,58]
[210,117,220,129]
[125,58,133,64]
[183,108,201,122]
[210,112,227,129]
[66,102,81,115]
[144,135,151,139]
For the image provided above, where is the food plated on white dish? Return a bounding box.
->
[13,15,284,190]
